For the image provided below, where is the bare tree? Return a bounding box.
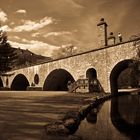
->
[52,44,77,59]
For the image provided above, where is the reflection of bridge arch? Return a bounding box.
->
[11,74,30,91]
[111,95,140,137]
[110,59,137,94]
[43,69,75,91]
[0,77,3,88]
[86,109,97,124]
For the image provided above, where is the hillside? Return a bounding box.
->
[13,47,52,69]
[0,43,52,72]
[0,29,52,73]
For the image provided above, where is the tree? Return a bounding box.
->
[52,44,77,59]
[0,30,17,74]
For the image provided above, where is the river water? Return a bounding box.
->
[76,94,140,140]
[0,91,92,140]
[0,91,139,140]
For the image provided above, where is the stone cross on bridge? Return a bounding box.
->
[0,19,140,94]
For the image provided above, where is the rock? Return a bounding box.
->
[63,111,81,134]
[78,104,92,120]
[83,97,96,104]
[63,111,80,120]
[68,135,83,140]
[45,121,69,136]
[63,118,80,135]
[45,135,82,140]
[64,118,76,126]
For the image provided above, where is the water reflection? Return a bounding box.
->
[86,104,103,124]
[86,109,98,124]
[76,94,140,140]
[111,94,140,139]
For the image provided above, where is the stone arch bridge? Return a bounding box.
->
[0,19,140,94]
[1,39,139,93]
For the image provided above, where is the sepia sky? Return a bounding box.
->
[0,0,140,57]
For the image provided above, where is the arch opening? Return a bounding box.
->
[110,59,139,94]
[34,74,39,85]
[86,68,102,92]
[11,74,30,91]
[43,69,75,91]
[86,68,97,80]
[0,78,3,89]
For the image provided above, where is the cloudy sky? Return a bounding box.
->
[0,0,140,57]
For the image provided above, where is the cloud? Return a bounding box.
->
[9,40,58,57]
[1,25,11,32]
[10,22,15,26]
[16,9,26,14]
[31,31,73,39]
[44,31,72,38]
[40,0,84,18]
[13,17,54,32]
[0,9,8,22]
[21,38,29,42]
[31,32,40,37]
[1,0,139,55]
[13,36,20,40]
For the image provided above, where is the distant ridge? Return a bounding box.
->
[13,47,52,70]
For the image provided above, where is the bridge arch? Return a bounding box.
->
[86,68,97,92]
[86,68,103,92]
[86,68,97,79]
[11,74,30,91]
[43,69,75,91]
[110,59,138,94]
[0,77,3,88]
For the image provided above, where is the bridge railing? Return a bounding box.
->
[68,79,89,93]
